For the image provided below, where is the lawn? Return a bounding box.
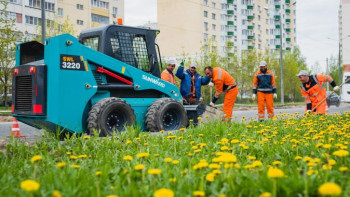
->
[0,112,349,197]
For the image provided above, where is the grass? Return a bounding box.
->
[0,112,350,196]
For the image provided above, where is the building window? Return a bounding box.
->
[265,0,268,3]
[258,15,260,21]
[91,0,109,9]
[16,13,22,23]
[113,7,118,16]
[212,13,216,20]
[58,8,63,16]
[25,15,40,25]
[204,33,208,40]
[203,0,208,6]
[266,19,268,24]
[212,35,216,41]
[204,11,208,17]
[44,2,55,12]
[212,2,216,8]
[77,4,84,10]
[258,25,261,30]
[7,0,22,5]
[266,29,268,34]
[77,20,84,25]
[29,0,41,8]
[204,22,208,30]
[91,14,109,24]
[212,24,216,31]
[58,24,63,32]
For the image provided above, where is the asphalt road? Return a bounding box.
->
[0,104,349,140]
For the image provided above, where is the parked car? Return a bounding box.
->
[326,91,340,107]
[0,94,12,106]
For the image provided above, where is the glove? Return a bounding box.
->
[208,82,214,87]
[180,60,185,66]
[209,102,215,107]
[199,97,203,101]
[333,86,340,92]
[306,110,312,114]
[273,93,277,99]
[252,94,256,101]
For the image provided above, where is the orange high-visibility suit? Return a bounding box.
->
[253,70,276,120]
[212,67,238,122]
[300,74,335,114]
[161,69,175,84]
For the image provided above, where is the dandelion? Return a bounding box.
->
[53,190,62,197]
[126,140,132,144]
[56,162,66,168]
[193,191,205,197]
[205,173,215,182]
[83,135,90,139]
[259,192,271,197]
[137,153,150,158]
[267,167,284,178]
[31,155,42,163]
[154,154,160,157]
[272,161,282,166]
[318,182,342,196]
[95,171,102,176]
[20,180,40,192]
[172,160,179,165]
[164,158,172,163]
[148,169,162,175]
[70,165,80,168]
[78,155,87,158]
[154,188,174,197]
[333,150,349,157]
[66,152,72,155]
[169,178,176,182]
[135,164,145,170]
[70,155,78,160]
[295,156,302,160]
[339,167,348,172]
[106,195,119,197]
[209,164,220,169]
[123,155,133,161]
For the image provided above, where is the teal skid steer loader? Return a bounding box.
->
[11,25,216,136]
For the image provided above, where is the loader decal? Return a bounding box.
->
[60,55,86,71]
[142,75,165,88]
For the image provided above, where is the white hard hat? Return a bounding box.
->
[167,58,177,65]
[190,62,197,68]
[259,61,267,67]
[296,70,309,77]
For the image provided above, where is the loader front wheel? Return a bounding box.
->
[145,98,187,132]
[87,98,135,136]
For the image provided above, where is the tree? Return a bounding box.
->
[35,16,76,42]
[0,2,20,107]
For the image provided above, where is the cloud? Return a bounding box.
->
[124,0,157,26]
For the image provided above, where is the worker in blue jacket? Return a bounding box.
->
[176,62,210,104]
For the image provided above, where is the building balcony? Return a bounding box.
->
[274,15,280,20]
[247,35,254,40]
[247,5,254,9]
[228,52,234,57]
[275,5,281,9]
[286,9,291,14]
[275,35,281,39]
[286,38,291,42]
[227,31,234,36]
[275,25,280,29]
[227,41,234,47]
[285,0,290,4]
[276,45,281,49]
[227,10,234,15]
[227,0,234,4]
[286,47,291,51]
[285,28,291,32]
[227,21,234,26]
[286,18,291,23]
[247,15,254,20]
[248,45,254,50]
[247,25,254,29]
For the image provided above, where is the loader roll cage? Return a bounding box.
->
[79,25,162,78]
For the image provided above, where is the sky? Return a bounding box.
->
[125,0,340,72]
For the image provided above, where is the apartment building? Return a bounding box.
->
[157,0,296,58]
[3,0,124,39]
[339,0,350,72]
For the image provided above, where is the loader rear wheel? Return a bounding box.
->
[87,97,135,136]
[145,98,187,132]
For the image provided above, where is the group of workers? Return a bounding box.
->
[161,58,340,122]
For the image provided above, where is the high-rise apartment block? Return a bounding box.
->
[157,0,296,58]
[3,0,124,39]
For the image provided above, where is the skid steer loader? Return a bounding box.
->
[11,24,221,136]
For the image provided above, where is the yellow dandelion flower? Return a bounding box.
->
[164,158,172,163]
[154,154,160,157]
[209,163,220,169]
[318,182,342,196]
[218,194,226,197]
[83,135,90,139]
[172,160,179,165]
[259,192,271,197]
[206,173,215,182]
[56,162,67,168]
[95,171,102,176]
[70,165,80,168]
[148,169,162,175]
[66,152,72,155]
[272,161,282,166]
[123,155,133,161]
[135,164,145,170]
[20,180,40,192]
[70,155,78,160]
[78,155,87,159]
[169,178,176,182]
[339,167,348,172]
[126,140,132,144]
[212,170,222,174]
[333,150,349,157]
[328,159,336,166]
[106,195,119,197]
[323,144,332,149]
[267,167,284,178]
[193,191,205,197]
[137,153,150,158]
[30,155,42,163]
[295,156,302,160]
[52,190,62,197]
[154,188,174,197]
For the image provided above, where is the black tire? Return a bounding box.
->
[87,97,135,136]
[145,98,187,132]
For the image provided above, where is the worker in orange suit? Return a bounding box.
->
[297,70,339,114]
[161,58,176,84]
[204,66,238,122]
[252,61,277,121]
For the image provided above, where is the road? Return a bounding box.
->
[0,104,349,140]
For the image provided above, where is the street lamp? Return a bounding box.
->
[41,0,46,44]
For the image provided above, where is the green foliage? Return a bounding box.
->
[0,1,19,107]
[35,16,77,42]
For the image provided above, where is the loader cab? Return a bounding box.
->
[79,25,162,78]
